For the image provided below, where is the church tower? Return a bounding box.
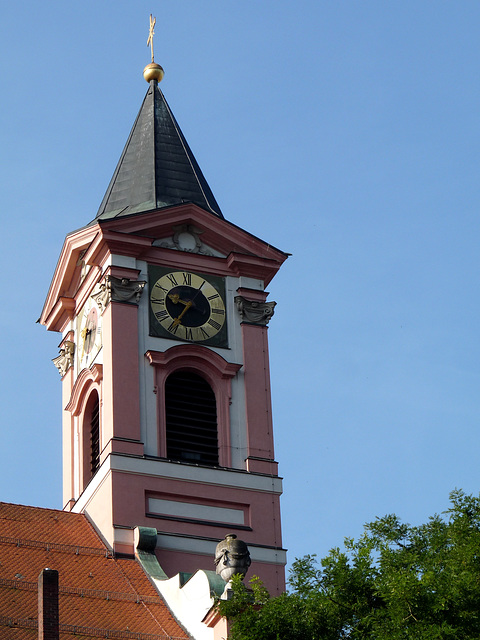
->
[40,49,288,594]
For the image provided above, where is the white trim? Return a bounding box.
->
[109,453,283,494]
[73,416,79,499]
[71,460,111,513]
[109,254,138,269]
[71,453,282,515]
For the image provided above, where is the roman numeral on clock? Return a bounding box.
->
[208,318,222,331]
[167,321,179,334]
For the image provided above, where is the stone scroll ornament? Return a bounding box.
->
[92,276,146,312]
[214,534,251,582]
[155,223,213,256]
[52,341,75,377]
[234,296,276,326]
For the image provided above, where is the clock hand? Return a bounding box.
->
[168,293,206,315]
[172,300,193,326]
[168,294,191,306]
[185,284,212,316]
[80,326,90,360]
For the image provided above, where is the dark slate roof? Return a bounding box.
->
[95,80,223,221]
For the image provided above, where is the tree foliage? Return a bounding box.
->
[217,490,480,639]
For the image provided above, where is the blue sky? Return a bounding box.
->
[1,2,479,572]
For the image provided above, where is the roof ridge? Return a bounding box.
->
[0,534,109,556]
[0,501,83,515]
[160,90,217,215]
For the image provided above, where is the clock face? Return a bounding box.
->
[83,307,98,354]
[77,297,103,370]
[149,269,227,346]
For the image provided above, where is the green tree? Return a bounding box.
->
[218,490,480,639]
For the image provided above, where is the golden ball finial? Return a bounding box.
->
[143,62,164,83]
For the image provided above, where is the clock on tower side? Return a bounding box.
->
[41,225,149,512]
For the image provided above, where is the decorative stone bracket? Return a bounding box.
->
[52,341,75,377]
[92,276,146,311]
[234,296,276,325]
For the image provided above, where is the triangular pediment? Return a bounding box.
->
[97,203,287,264]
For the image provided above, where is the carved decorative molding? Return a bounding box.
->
[65,364,103,416]
[154,224,213,256]
[52,341,75,377]
[234,296,276,326]
[92,276,146,311]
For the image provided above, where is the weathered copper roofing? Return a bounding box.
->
[0,502,190,639]
[96,80,223,221]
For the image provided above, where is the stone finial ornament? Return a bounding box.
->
[52,341,75,377]
[92,276,146,312]
[214,534,251,582]
[235,296,276,326]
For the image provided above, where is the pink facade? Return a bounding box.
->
[40,202,288,595]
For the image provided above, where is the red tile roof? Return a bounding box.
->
[0,502,190,639]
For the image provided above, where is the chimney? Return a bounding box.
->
[38,568,59,640]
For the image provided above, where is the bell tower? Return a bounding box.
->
[40,48,288,594]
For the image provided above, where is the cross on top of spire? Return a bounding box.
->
[147,14,156,63]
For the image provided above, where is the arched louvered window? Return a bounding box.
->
[165,371,218,466]
[90,394,100,476]
[82,390,100,488]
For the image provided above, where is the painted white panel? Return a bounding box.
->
[114,526,134,545]
[229,372,248,468]
[153,572,216,640]
[148,498,244,525]
[135,259,158,457]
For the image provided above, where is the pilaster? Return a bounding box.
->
[102,300,142,449]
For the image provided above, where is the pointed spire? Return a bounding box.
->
[95,24,223,221]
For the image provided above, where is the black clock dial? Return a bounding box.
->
[150,270,226,343]
[165,285,210,327]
